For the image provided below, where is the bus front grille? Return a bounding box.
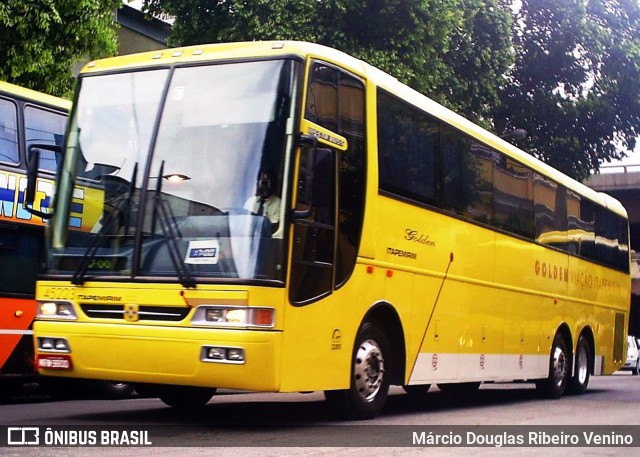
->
[80,304,191,322]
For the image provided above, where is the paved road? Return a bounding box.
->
[2,373,639,456]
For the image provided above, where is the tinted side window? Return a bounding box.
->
[306,64,338,132]
[292,62,367,303]
[377,90,438,204]
[573,197,597,258]
[336,73,366,287]
[493,156,534,238]
[441,127,493,225]
[24,106,66,172]
[534,174,567,245]
[373,87,628,273]
[595,207,628,271]
[0,98,19,165]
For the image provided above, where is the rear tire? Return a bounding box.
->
[325,321,390,420]
[536,332,570,399]
[567,336,591,395]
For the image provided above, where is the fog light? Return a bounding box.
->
[227,348,244,362]
[207,347,225,360]
[54,339,69,351]
[40,338,54,350]
[201,345,245,364]
[38,337,70,352]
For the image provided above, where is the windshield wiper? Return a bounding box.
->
[153,161,196,288]
[72,163,138,285]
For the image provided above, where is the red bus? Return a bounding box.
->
[0,81,132,399]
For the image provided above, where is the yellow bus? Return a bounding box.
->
[30,41,630,419]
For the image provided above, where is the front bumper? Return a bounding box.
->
[34,320,282,391]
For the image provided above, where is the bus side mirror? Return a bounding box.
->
[24,144,62,219]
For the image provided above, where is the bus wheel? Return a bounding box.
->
[158,386,216,409]
[91,381,134,399]
[567,336,591,395]
[437,382,481,393]
[403,384,431,395]
[324,321,390,420]
[536,333,569,399]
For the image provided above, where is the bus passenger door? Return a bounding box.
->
[290,146,336,304]
[283,60,367,391]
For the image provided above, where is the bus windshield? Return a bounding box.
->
[49,59,297,284]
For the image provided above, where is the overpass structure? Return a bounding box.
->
[586,165,640,336]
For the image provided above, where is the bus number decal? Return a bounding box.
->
[185,240,220,265]
[41,287,76,301]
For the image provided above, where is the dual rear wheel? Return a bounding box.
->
[537,332,591,398]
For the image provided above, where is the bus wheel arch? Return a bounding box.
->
[568,328,594,395]
[324,302,406,419]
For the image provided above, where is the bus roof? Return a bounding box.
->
[80,40,627,219]
[0,80,70,111]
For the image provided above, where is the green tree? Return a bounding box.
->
[494,0,640,180]
[0,0,121,97]
[143,0,513,121]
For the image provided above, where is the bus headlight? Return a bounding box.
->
[37,301,77,320]
[225,308,246,324]
[193,306,274,328]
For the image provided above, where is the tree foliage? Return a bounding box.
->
[143,0,513,121]
[494,0,640,180]
[0,0,121,97]
[143,0,640,180]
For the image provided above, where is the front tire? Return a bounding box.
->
[536,333,570,399]
[567,336,591,395]
[92,381,134,399]
[325,321,390,420]
[158,386,216,409]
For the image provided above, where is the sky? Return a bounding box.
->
[125,0,143,8]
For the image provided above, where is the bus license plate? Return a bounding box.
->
[37,354,72,370]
